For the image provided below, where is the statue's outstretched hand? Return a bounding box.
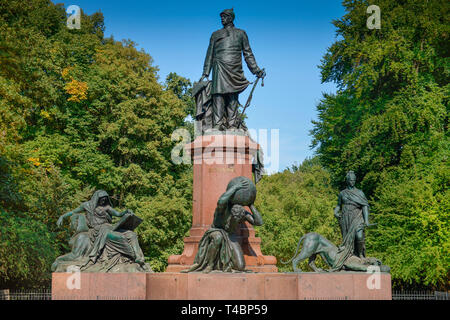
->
[56,215,64,227]
[256,69,266,79]
[364,223,377,229]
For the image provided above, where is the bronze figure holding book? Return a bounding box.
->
[52,190,152,272]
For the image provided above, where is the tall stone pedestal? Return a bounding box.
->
[166,134,277,272]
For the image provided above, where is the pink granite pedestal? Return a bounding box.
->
[52,272,392,300]
[167,135,277,273]
[52,273,147,300]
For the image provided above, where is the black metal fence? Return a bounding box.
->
[0,288,448,300]
[392,290,448,300]
[0,289,52,300]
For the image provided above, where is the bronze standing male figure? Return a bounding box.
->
[334,171,371,258]
[199,8,266,130]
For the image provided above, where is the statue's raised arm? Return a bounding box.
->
[57,205,84,227]
[245,204,263,226]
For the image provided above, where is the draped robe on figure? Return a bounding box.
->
[330,188,369,271]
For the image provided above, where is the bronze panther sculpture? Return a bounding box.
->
[281,232,390,273]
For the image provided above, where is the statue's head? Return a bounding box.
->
[220,8,235,26]
[345,171,356,187]
[231,204,246,220]
[92,189,111,207]
[98,196,109,206]
[365,257,391,273]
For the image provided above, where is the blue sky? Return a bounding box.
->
[61,0,345,172]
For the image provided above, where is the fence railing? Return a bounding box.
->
[0,289,52,300]
[392,291,448,300]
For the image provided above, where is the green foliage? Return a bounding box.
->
[18,164,95,251]
[1,0,447,292]
[0,210,58,289]
[0,0,193,286]
[255,158,340,272]
[165,72,195,118]
[165,72,196,138]
[311,0,449,289]
[0,156,22,211]
[368,149,450,289]
[126,169,192,272]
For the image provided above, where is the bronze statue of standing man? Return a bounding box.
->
[199,9,266,130]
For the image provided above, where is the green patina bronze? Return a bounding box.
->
[194,8,265,132]
[282,171,389,273]
[281,232,390,273]
[52,190,152,273]
[333,171,371,260]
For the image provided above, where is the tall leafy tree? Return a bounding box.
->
[255,158,340,272]
[0,0,194,286]
[311,0,449,289]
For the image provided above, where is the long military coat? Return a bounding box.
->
[203,25,260,95]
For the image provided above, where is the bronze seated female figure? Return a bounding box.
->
[53,190,151,273]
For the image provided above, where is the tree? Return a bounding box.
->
[255,158,340,272]
[0,0,194,284]
[311,0,449,289]
[0,209,58,289]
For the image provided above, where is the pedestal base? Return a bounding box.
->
[52,272,147,300]
[52,272,392,300]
